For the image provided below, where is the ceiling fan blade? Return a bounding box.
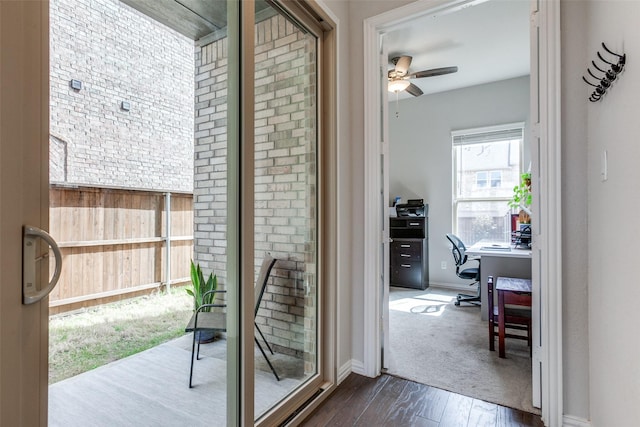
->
[405,83,423,97]
[410,66,458,79]
[392,56,412,76]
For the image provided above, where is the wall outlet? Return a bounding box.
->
[441,261,447,270]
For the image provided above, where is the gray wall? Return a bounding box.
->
[49,0,194,192]
[389,76,530,288]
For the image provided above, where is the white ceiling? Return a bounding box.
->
[384,0,530,99]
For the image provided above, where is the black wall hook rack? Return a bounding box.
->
[583,42,626,102]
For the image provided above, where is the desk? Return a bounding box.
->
[466,242,532,321]
[496,277,532,358]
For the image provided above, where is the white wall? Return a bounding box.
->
[318,0,352,377]
[560,1,590,421]
[584,1,640,424]
[388,76,530,287]
[344,0,415,371]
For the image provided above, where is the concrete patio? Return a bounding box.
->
[49,334,305,426]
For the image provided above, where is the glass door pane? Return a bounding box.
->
[47,0,237,424]
[253,0,319,420]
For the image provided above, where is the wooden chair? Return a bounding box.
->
[487,275,531,358]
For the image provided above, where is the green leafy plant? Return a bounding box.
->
[186,260,218,311]
[508,172,532,212]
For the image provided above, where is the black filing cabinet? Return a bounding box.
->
[390,216,429,290]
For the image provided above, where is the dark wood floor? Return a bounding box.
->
[300,373,544,427]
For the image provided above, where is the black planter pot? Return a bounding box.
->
[195,330,217,344]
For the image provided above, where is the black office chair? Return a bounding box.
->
[446,233,481,306]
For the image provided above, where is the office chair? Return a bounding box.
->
[446,233,481,306]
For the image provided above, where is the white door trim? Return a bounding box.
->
[535,1,563,426]
[362,1,562,425]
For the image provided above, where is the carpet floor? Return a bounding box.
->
[386,286,540,415]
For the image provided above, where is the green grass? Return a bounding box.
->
[49,287,194,384]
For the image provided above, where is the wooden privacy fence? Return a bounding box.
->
[48,185,193,315]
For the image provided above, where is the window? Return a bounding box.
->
[475,170,502,188]
[490,170,502,187]
[452,123,524,246]
[476,171,488,188]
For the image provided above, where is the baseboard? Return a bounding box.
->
[426,281,475,292]
[350,359,366,376]
[563,414,591,427]
[337,360,352,384]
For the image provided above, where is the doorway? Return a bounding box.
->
[383,0,534,412]
[362,0,563,424]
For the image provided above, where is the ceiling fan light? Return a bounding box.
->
[388,79,410,93]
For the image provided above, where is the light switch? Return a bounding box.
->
[601,150,608,182]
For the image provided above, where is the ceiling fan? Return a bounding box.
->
[387,55,458,96]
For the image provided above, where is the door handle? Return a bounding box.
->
[23,225,63,305]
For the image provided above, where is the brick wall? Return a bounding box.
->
[49,0,194,192]
[194,13,317,362]
[50,0,318,364]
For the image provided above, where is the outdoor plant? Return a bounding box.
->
[508,172,532,217]
[187,260,218,311]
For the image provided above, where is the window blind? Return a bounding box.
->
[452,126,523,146]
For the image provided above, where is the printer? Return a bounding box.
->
[395,199,427,217]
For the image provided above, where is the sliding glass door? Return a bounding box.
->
[1,0,334,424]
[200,0,334,423]
[252,0,320,421]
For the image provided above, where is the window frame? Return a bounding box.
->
[451,122,525,244]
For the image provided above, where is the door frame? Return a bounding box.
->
[0,1,50,425]
[254,1,340,424]
[362,0,562,425]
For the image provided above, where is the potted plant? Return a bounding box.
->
[508,172,532,224]
[186,260,219,342]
